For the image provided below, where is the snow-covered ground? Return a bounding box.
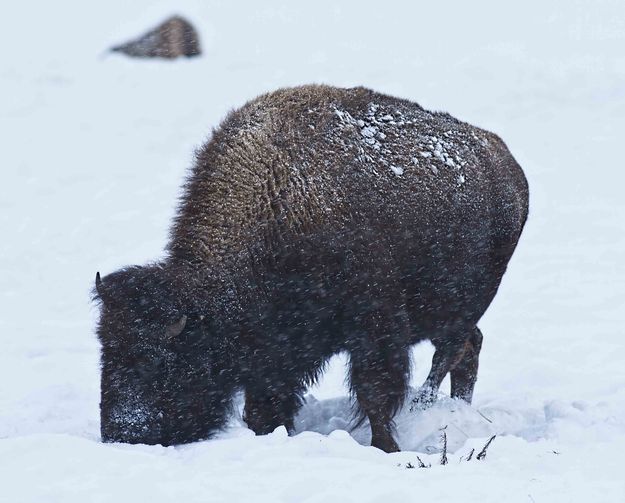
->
[1,1,624,501]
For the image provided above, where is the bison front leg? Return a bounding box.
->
[243,382,303,436]
[348,310,411,453]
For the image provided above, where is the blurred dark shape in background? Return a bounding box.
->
[110,15,201,59]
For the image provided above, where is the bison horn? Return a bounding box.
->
[95,272,104,297]
[165,315,187,340]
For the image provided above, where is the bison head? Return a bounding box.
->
[94,265,236,445]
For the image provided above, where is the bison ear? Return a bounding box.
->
[164,315,187,341]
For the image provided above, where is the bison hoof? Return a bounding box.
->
[244,412,295,436]
[410,386,438,412]
[371,435,400,453]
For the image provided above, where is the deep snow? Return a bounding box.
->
[1,1,624,501]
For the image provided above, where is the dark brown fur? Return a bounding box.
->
[95,85,528,452]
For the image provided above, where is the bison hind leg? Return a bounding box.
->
[412,325,484,410]
[450,326,483,403]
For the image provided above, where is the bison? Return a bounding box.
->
[110,16,201,60]
[94,85,528,452]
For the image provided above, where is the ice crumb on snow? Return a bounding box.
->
[390,165,404,176]
[360,125,377,138]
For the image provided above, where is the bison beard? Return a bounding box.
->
[94,85,529,452]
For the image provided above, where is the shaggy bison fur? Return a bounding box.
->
[94,85,528,452]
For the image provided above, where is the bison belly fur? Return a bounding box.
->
[93,84,529,452]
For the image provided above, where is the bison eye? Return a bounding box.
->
[164,315,187,341]
[136,356,165,380]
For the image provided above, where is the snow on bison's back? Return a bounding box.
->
[94,85,528,453]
